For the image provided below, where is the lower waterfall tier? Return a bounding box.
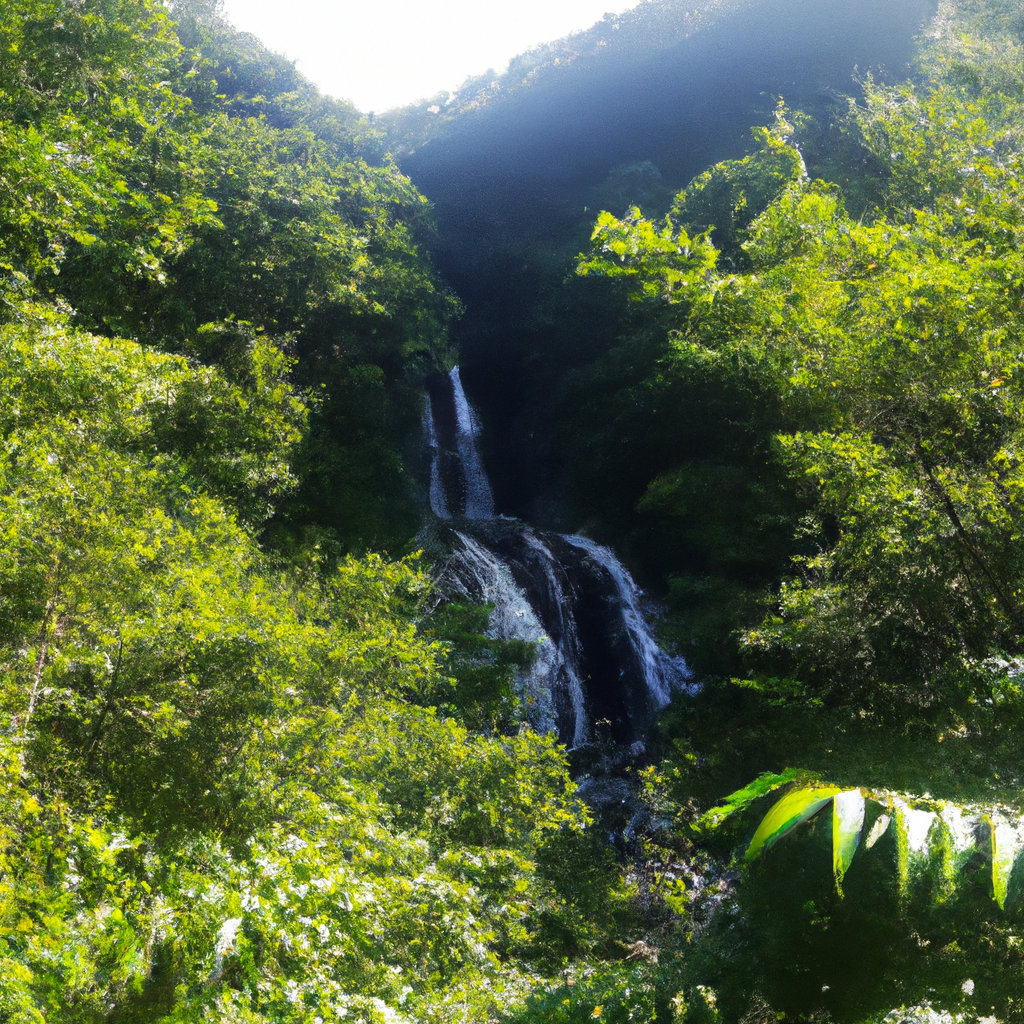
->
[432,519,692,748]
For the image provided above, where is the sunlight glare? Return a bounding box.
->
[218,0,644,113]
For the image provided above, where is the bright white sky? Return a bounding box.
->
[218,0,643,113]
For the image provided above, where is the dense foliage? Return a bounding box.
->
[0,0,621,1020]
[0,0,457,551]
[566,0,1024,1018]
[10,0,1024,1019]
[578,0,1024,744]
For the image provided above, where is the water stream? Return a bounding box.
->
[450,366,495,520]
[425,367,693,749]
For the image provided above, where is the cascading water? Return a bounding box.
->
[521,530,588,748]
[425,367,692,748]
[561,534,692,709]
[436,530,563,740]
[450,366,494,520]
[423,395,450,520]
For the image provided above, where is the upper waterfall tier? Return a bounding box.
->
[450,367,495,520]
[425,367,494,521]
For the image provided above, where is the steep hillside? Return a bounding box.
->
[7,0,1024,1019]
[390,0,936,525]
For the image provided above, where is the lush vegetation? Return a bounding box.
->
[2,0,459,552]
[562,0,1024,1018]
[576,0,1024,766]
[8,0,1024,1019]
[0,0,622,1019]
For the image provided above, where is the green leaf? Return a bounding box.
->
[891,805,910,899]
[924,815,957,904]
[697,768,801,832]
[989,816,1020,910]
[746,786,840,863]
[864,809,891,851]
[832,789,865,892]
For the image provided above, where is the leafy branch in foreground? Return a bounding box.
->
[721,777,1024,909]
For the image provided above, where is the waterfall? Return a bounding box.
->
[450,366,494,520]
[522,530,588,748]
[425,366,692,748]
[424,395,450,520]
[438,531,558,737]
[562,534,693,708]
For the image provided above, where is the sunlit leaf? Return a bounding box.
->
[891,805,910,899]
[865,811,891,850]
[989,816,1021,910]
[832,789,865,891]
[746,785,840,863]
[698,768,801,831]
[923,815,957,904]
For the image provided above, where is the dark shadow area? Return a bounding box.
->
[399,0,936,523]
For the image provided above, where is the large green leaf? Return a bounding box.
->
[739,778,1024,914]
[832,789,865,892]
[698,768,801,832]
[989,816,1021,910]
[746,786,840,863]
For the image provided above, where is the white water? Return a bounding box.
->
[561,534,693,708]
[438,531,558,736]
[435,530,595,746]
[423,395,450,520]
[522,529,588,747]
[427,366,694,745]
[450,366,494,520]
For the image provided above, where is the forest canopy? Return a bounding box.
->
[565,0,1024,1016]
[0,0,459,550]
[5,0,1024,1020]
[0,0,617,1019]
